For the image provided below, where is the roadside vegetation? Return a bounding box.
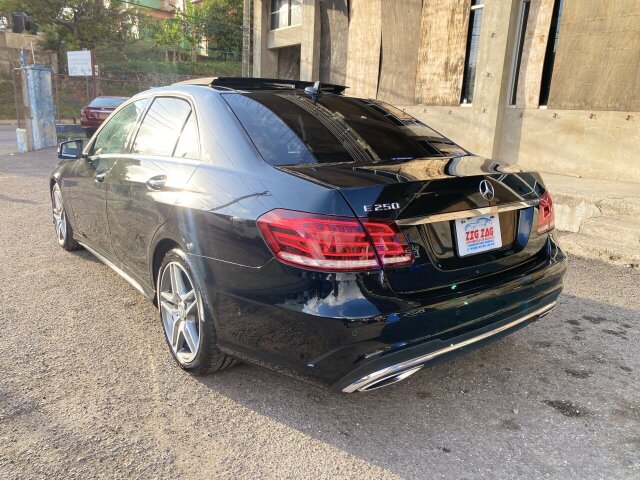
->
[0,0,244,120]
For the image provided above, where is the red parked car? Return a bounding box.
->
[80,96,128,137]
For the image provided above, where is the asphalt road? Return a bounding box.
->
[0,125,17,156]
[0,147,639,479]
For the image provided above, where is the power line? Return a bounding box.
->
[118,0,252,31]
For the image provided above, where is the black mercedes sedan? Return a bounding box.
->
[51,77,566,393]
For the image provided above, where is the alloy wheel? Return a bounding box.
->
[52,184,67,245]
[159,262,202,364]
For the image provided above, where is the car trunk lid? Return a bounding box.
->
[280,157,549,294]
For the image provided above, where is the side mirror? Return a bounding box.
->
[58,139,84,160]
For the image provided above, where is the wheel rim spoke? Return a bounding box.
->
[172,317,183,351]
[160,290,174,302]
[182,289,195,302]
[182,320,198,353]
[184,298,197,317]
[170,264,187,298]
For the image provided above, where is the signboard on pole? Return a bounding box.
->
[67,50,92,76]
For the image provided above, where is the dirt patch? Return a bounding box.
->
[565,368,593,379]
[583,315,607,324]
[543,400,590,418]
[501,418,522,431]
[613,402,640,422]
[602,329,629,340]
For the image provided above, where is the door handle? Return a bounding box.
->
[94,172,107,183]
[146,175,167,190]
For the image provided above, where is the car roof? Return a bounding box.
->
[172,76,348,95]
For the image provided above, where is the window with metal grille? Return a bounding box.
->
[509,0,531,106]
[539,0,565,106]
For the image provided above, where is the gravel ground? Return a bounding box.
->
[0,145,639,479]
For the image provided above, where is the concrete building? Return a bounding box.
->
[253,0,640,183]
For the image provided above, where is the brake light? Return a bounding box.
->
[537,191,555,234]
[256,209,413,272]
[81,107,94,119]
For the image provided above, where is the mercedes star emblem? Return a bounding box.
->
[479,180,495,201]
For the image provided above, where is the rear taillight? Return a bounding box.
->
[256,209,413,272]
[537,191,555,234]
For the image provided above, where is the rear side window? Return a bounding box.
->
[132,97,192,156]
[92,99,148,155]
[223,94,321,165]
[173,113,200,159]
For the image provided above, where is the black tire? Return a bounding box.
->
[157,248,237,375]
[84,129,96,138]
[51,182,80,251]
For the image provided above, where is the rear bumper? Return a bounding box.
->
[202,235,567,392]
[334,301,556,393]
[80,119,103,129]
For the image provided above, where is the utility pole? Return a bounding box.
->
[242,0,251,77]
[90,49,97,98]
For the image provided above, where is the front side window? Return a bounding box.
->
[461,0,484,104]
[132,97,192,156]
[270,0,302,30]
[92,99,148,155]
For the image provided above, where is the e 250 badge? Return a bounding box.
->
[363,202,400,213]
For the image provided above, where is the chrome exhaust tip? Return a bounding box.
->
[358,365,424,392]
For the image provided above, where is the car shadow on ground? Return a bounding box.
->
[193,292,640,477]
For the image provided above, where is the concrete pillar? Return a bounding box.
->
[253,0,278,77]
[471,0,520,158]
[20,65,56,151]
[300,0,320,81]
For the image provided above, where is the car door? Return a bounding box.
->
[69,99,149,254]
[106,95,201,286]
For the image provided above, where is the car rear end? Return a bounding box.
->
[221,90,567,392]
[80,96,128,134]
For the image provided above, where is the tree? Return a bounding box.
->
[176,1,208,63]
[172,0,244,63]
[150,18,182,63]
[202,0,243,54]
[0,0,140,51]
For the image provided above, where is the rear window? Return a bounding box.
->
[89,97,127,108]
[223,92,463,166]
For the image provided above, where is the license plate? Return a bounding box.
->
[454,213,502,257]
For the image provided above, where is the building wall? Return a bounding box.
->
[254,0,640,183]
[0,32,57,76]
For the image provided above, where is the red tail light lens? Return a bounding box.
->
[537,191,555,234]
[256,209,413,272]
